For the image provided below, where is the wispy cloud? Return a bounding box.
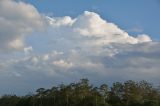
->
[127,27,143,33]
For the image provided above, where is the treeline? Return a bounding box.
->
[0,79,160,106]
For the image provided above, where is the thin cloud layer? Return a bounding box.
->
[0,0,159,95]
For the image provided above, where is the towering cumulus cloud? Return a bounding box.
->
[0,0,159,95]
[0,0,45,51]
[72,11,152,44]
[46,11,152,46]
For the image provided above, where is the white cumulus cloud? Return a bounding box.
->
[44,11,152,50]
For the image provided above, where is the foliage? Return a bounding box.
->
[0,79,159,106]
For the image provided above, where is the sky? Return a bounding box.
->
[23,0,160,40]
[0,0,160,95]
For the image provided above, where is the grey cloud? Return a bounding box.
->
[0,0,45,52]
[1,42,160,95]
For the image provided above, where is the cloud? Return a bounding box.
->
[52,60,73,69]
[127,27,143,33]
[24,46,33,54]
[137,34,152,43]
[46,16,75,27]
[74,11,152,44]
[46,11,152,47]
[1,42,160,95]
[0,2,159,95]
[0,0,45,52]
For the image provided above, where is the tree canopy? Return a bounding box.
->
[0,79,160,106]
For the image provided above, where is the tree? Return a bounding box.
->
[0,79,159,106]
[100,84,109,104]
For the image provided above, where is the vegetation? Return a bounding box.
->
[0,79,160,106]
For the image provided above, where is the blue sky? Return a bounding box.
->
[24,0,160,40]
[0,0,160,95]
